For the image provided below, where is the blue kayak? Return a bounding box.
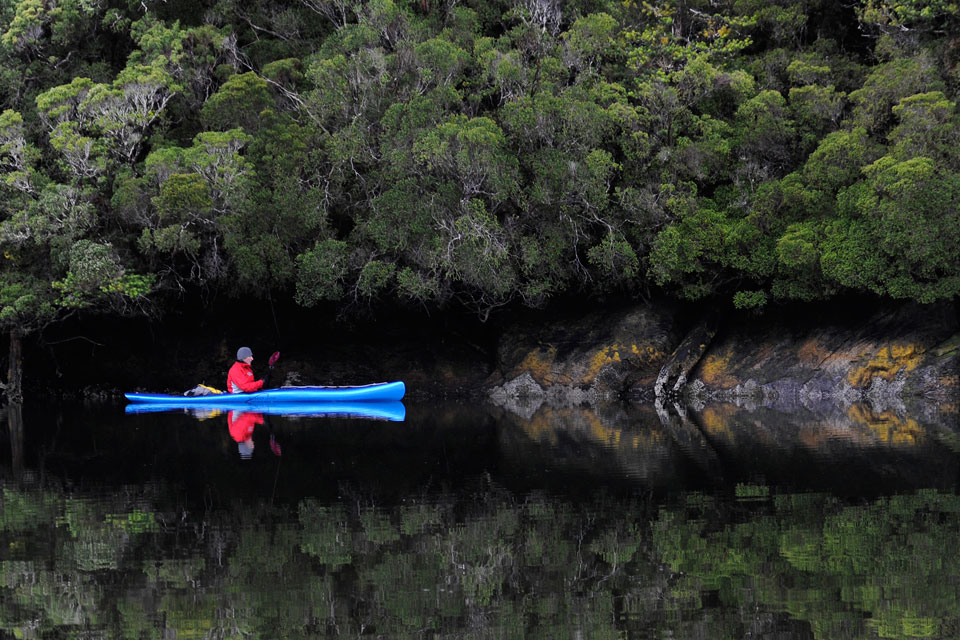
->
[125,400,406,422]
[125,381,405,404]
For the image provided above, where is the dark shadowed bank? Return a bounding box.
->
[5,298,957,409]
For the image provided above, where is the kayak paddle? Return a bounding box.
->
[263,351,280,389]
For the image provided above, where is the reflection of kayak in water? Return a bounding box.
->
[124,400,406,422]
[125,381,406,404]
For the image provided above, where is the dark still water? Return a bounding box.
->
[1,398,959,639]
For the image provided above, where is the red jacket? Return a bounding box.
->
[228,410,264,442]
[227,361,264,394]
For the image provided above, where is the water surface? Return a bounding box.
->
[1,399,958,638]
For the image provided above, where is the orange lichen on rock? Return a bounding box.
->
[698,349,738,389]
[513,345,557,383]
[630,343,667,365]
[512,341,668,387]
[583,342,669,384]
[845,343,924,388]
[797,338,830,367]
[847,404,923,445]
[583,345,623,384]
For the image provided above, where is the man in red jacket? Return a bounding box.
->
[227,346,264,394]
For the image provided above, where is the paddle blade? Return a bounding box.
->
[268,351,280,367]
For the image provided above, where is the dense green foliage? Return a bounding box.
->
[4,480,960,638]
[0,0,958,339]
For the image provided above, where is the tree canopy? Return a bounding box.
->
[0,0,958,338]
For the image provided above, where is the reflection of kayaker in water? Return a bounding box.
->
[227,410,282,460]
[228,410,262,459]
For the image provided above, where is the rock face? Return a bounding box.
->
[653,314,718,398]
[488,305,679,406]
[488,301,958,406]
[686,303,959,404]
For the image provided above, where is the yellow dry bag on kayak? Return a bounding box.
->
[183,384,224,396]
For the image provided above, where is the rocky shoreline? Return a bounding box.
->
[488,301,959,409]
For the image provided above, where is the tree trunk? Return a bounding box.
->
[7,401,23,482]
[7,329,22,404]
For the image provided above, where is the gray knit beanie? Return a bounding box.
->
[236,346,253,361]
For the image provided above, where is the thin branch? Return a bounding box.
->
[237,13,294,42]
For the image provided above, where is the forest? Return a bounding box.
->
[0,0,958,397]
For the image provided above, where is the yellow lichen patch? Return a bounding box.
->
[698,348,738,389]
[583,344,623,384]
[846,343,924,388]
[797,338,829,366]
[847,404,924,446]
[583,342,668,384]
[699,404,738,441]
[512,345,557,383]
[630,343,667,365]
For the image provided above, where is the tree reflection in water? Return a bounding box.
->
[0,399,957,638]
[6,402,23,482]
